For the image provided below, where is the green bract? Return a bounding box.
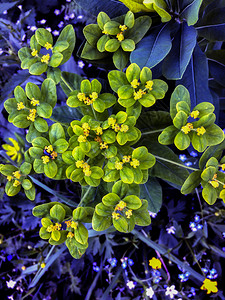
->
[81,11,152,70]
[18,25,76,83]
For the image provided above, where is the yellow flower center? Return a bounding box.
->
[120,124,129,133]
[27,109,36,122]
[125,209,132,219]
[71,221,78,229]
[181,123,193,134]
[220,164,225,171]
[13,171,21,179]
[197,126,206,136]
[31,49,38,56]
[42,156,50,164]
[89,92,98,100]
[77,92,86,102]
[41,53,50,64]
[145,80,154,90]
[78,135,87,143]
[200,278,218,294]
[65,220,72,228]
[82,123,90,130]
[45,145,53,153]
[55,223,62,230]
[67,232,74,238]
[83,129,90,137]
[119,24,127,31]
[190,110,199,119]
[115,200,127,211]
[115,161,123,170]
[96,126,103,135]
[76,160,84,168]
[116,32,124,41]
[133,89,146,100]
[108,117,116,127]
[100,142,108,150]
[7,176,13,181]
[131,79,140,89]
[31,98,40,106]
[44,42,52,50]
[17,102,25,110]
[83,168,92,177]
[13,180,21,187]
[130,158,140,168]
[113,124,121,132]
[122,155,131,163]
[95,136,102,143]
[51,151,57,159]
[112,212,120,220]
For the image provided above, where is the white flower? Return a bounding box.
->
[165,285,178,299]
[146,287,154,298]
[126,280,135,290]
[166,226,176,234]
[149,211,157,218]
[6,279,16,289]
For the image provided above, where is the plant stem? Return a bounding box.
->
[61,75,73,92]
[154,155,199,171]
[141,128,165,136]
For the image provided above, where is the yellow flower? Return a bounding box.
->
[113,124,121,132]
[13,180,21,187]
[77,92,86,102]
[115,161,123,170]
[190,110,199,119]
[96,126,103,135]
[31,49,38,56]
[149,257,162,269]
[122,156,131,163]
[27,109,36,122]
[76,160,84,168]
[51,151,57,159]
[67,232,74,238]
[44,42,52,50]
[41,53,50,64]
[65,220,72,228]
[2,138,21,163]
[100,142,108,150]
[7,176,13,181]
[42,156,50,164]
[220,164,225,171]
[55,223,62,230]
[46,224,55,232]
[78,135,87,143]
[116,32,124,41]
[82,123,90,130]
[131,79,140,89]
[17,102,25,110]
[102,29,108,34]
[145,80,154,90]
[71,221,78,229]
[133,89,146,100]
[31,98,40,106]
[84,97,93,105]
[89,92,98,100]
[125,209,132,218]
[83,168,92,177]
[209,180,219,188]
[112,212,120,220]
[130,158,140,168]
[40,262,46,268]
[119,24,127,31]
[181,123,193,134]
[120,124,129,133]
[200,278,218,294]
[13,171,21,179]
[45,145,53,153]
[197,126,206,136]
[116,200,127,211]
[21,266,26,271]
[108,117,116,127]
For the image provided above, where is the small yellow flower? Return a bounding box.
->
[125,209,132,218]
[115,161,123,170]
[41,262,46,268]
[83,168,92,177]
[197,126,206,136]
[45,42,52,50]
[82,123,90,130]
[51,151,57,159]
[76,160,84,168]
[116,200,127,211]
[2,138,21,163]
[77,92,86,102]
[89,92,98,100]
[181,123,193,134]
[190,110,199,119]
[95,136,102,143]
[200,278,218,294]
[102,29,108,34]
[209,180,219,188]
[149,257,162,270]
[108,117,116,127]
[100,142,108,150]
[13,180,21,187]
[46,224,55,232]
[7,176,13,181]
[120,124,129,133]
[31,98,39,106]
[95,126,103,135]
[116,32,124,42]
[17,102,25,110]
[41,53,50,64]
[42,155,50,164]
[55,223,62,230]
[45,145,53,153]
[67,232,74,238]
[145,80,154,90]
[220,164,225,171]
[131,79,140,89]
[119,24,127,31]
[133,89,146,100]
[71,221,78,229]
[13,170,21,179]
[83,129,90,137]
[78,135,87,143]
[21,266,26,271]
[27,109,36,122]
[65,220,72,228]
[122,156,131,163]
[112,212,120,220]
[31,49,38,56]
[114,124,121,132]
[84,97,93,105]
[130,158,140,168]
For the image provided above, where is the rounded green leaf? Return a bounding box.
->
[41,218,52,227]
[33,159,44,174]
[124,10,135,28]
[92,211,112,231]
[49,52,63,67]
[201,166,216,182]
[49,123,65,144]
[90,166,104,179]
[70,168,84,182]
[32,137,49,148]
[173,111,188,129]
[29,62,48,75]
[158,125,179,145]
[39,227,51,239]
[74,223,88,245]
[113,215,129,233]
[95,203,113,217]
[35,28,53,47]
[104,21,120,35]
[97,35,110,52]
[37,103,53,118]
[123,195,142,209]
[181,170,202,194]
[105,39,120,52]
[51,230,61,241]
[50,204,66,222]
[5,181,21,196]
[52,139,69,153]
[102,193,120,207]
[34,117,48,132]
[174,131,190,151]
[25,82,41,100]
[97,11,111,30]
[44,160,58,178]
[120,166,134,184]
[22,179,32,190]
[121,39,135,52]
[202,183,218,205]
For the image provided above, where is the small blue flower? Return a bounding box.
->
[188,287,196,297]
[107,258,117,267]
[7,255,13,261]
[122,261,127,269]
[197,224,203,230]
[179,154,187,162]
[190,151,198,157]
[178,272,190,282]
[202,268,208,274]
[128,259,134,266]
[93,262,100,272]
[185,161,193,167]
[194,215,200,222]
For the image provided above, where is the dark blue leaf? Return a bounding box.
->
[140,177,162,213]
[0,1,19,14]
[208,58,225,87]
[162,22,197,80]
[180,0,203,26]
[176,44,213,109]
[130,23,172,69]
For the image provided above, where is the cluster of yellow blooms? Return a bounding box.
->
[65,220,79,238]
[46,223,62,232]
[108,117,129,133]
[17,102,25,110]
[7,170,22,187]
[27,109,37,122]
[181,110,206,136]
[76,160,92,176]
[41,145,58,164]
[31,42,52,60]
[41,53,50,64]
[116,24,127,42]
[112,200,132,220]
[115,156,140,170]
[31,98,39,106]
[149,257,162,270]
[130,79,154,101]
[77,92,98,105]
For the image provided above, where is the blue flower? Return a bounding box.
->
[128,259,134,266]
[194,215,200,222]
[185,161,193,167]
[190,151,198,157]
[178,272,190,282]
[179,154,187,162]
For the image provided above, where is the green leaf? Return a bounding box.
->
[75,223,88,244]
[205,124,225,146]
[49,52,63,68]
[191,132,208,152]
[102,193,120,207]
[53,41,69,52]
[118,0,151,13]
[174,131,190,151]
[173,111,188,129]
[92,211,112,231]
[140,177,162,213]
[158,125,179,145]
[83,24,102,47]
[39,227,51,239]
[113,215,129,233]
[20,162,32,175]
[113,48,129,70]
[25,82,41,100]
[180,0,203,26]
[41,218,52,227]
[105,39,120,52]
[104,21,120,35]
[199,140,225,170]
[91,166,104,179]
[49,123,65,144]
[5,181,21,196]
[81,41,108,60]
[60,71,83,96]
[29,62,47,75]
[41,78,57,108]
[52,139,69,153]
[35,28,53,47]
[34,117,48,133]
[24,185,36,201]
[12,114,30,128]
[37,103,53,119]
[126,15,152,44]
[143,0,171,22]
[44,160,58,178]
[120,166,134,184]
[163,23,197,80]
[181,170,202,194]
[201,166,216,182]
[33,159,44,174]
[47,67,62,84]
[170,85,191,119]
[51,230,61,241]
[97,35,111,52]
[56,24,76,65]
[202,183,218,205]
[70,168,84,182]
[124,10,135,28]
[133,199,151,225]
[123,195,142,209]
[108,70,128,92]
[50,204,66,222]
[97,11,111,30]
[32,136,49,148]
[22,179,32,190]
[121,39,135,52]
